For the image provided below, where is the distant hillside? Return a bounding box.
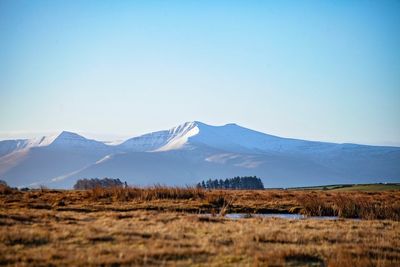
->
[285,183,400,191]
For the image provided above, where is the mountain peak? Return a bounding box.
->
[173,121,206,130]
[121,121,250,152]
[56,131,85,140]
[174,121,241,130]
[47,131,107,149]
[49,131,88,146]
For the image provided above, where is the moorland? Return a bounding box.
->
[0,185,399,266]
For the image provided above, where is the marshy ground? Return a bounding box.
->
[0,186,399,266]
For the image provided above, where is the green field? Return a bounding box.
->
[286,183,400,191]
[332,183,400,191]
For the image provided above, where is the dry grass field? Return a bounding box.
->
[1,185,399,266]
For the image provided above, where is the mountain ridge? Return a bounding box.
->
[1,121,399,151]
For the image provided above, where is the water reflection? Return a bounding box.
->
[223,213,338,220]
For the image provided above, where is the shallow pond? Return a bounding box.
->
[223,213,338,220]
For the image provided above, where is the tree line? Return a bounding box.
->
[73,178,126,190]
[197,176,264,190]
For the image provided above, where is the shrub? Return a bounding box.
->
[0,180,14,195]
[298,194,335,216]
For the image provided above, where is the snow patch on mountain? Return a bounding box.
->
[119,121,200,152]
[0,140,30,158]
[155,121,200,151]
[95,154,113,164]
[31,133,60,147]
[205,153,241,164]
[205,153,264,168]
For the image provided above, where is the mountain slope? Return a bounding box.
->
[0,131,112,187]
[117,121,199,152]
[117,121,327,153]
[0,139,30,158]
[51,149,346,188]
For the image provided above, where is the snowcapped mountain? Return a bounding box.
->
[0,122,399,188]
[0,131,112,187]
[117,121,200,152]
[47,131,109,150]
[0,131,108,153]
[117,121,327,153]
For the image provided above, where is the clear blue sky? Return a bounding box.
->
[1,0,399,145]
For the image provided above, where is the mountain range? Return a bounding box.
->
[1,121,399,188]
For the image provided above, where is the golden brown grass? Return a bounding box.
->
[87,185,206,202]
[298,193,400,220]
[1,186,399,219]
[1,187,399,266]
[0,208,399,266]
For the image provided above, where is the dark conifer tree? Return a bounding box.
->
[197,176,264,190]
